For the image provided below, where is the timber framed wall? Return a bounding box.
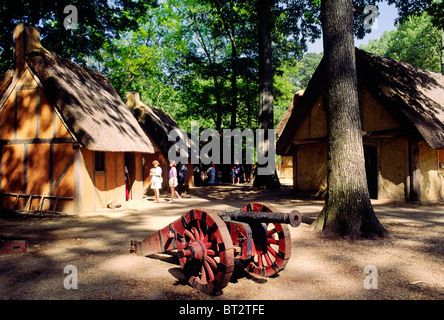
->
[286,86,444,202]
[0,24,156,214]
[418,143,444,202]
[0,67,146,214]
[80,149,144,212]
[0,68,76,212]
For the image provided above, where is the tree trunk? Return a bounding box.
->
[230,36,238,129]
[213,0,238,129]
[227,1,238,130]
[214,77,223,130]
[257,0,274,133]
[253,0,280,190]
[441,28,444,75]
[312,0,387,238]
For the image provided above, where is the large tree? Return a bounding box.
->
[312,0,388,238]
[253,0,281,189]
[305,0,435,238]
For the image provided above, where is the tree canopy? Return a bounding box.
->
[2,0,441,132]
[0,0,157,74]
[0,0,436,129]
[361,11,443,74]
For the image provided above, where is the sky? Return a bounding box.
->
[307,1,399,53]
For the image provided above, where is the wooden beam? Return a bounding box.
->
[0,137,75,145]
[0,192,73,201]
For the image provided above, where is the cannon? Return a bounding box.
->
[130,202,301,295]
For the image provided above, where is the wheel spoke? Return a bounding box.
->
[267,245,277,258]
[205,255,218,270]
[204,260,215,282]
[267,227,277,236]
[183,249,192,257]
[257,255,263,268]
[200,264,207,283]
[184,229,195,241]
[264,252,273,266]
[192,227,199,240]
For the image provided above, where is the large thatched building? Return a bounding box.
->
[277,48,444,202]
[0,24,155,214]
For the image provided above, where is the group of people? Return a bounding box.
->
[150,160,181,203]
[150,160,253,203]
[193,163,224,186]
[194,163,252,186]
[230,163,251,185]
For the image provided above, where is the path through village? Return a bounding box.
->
[1,181,443,301]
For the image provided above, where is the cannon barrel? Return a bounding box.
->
[218,209,301,228]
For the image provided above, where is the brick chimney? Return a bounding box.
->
[13,23,48,73]
[126,92,141,108]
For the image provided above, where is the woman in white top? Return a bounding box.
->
[150,160,162,203]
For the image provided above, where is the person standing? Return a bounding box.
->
[124,166,130,201]
[231,166,236,184]
[234,164,241,184]
[193,165,201,186]
[169,161,182,203]
[150,160,162,203]
[216,169,222,185]
[207,164,216,186]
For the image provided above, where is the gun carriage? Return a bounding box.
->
[130,203,301,294]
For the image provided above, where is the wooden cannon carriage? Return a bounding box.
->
[130,203,301,294]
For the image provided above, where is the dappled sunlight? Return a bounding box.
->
[0,185,443,299]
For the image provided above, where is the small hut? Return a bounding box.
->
[126,92,193,194]
[0,24,155,214]
[277,48,444,202]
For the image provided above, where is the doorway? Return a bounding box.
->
[364,145,378,199]
[125,153,134,200]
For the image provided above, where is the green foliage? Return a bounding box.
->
[98,3,180,112]
[0,0,155,75]
[3,0,438,136]
[273,51,323,127]
[426,1,444,29]
[274,59,299,126]
[360,11,442,73]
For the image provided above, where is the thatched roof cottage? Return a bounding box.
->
[277,48,444,202]
[0,24,155,214]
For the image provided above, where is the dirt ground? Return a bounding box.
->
[1,182,443,301]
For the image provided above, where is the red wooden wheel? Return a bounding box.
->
[240,203,292,277]
[175,209,235,294]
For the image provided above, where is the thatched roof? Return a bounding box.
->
[126,92,189,154]
[277,48,444,155]
[276,90,304,137]
[0,70,13,95]
[1,24,155,153]
[356,48,444,149]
